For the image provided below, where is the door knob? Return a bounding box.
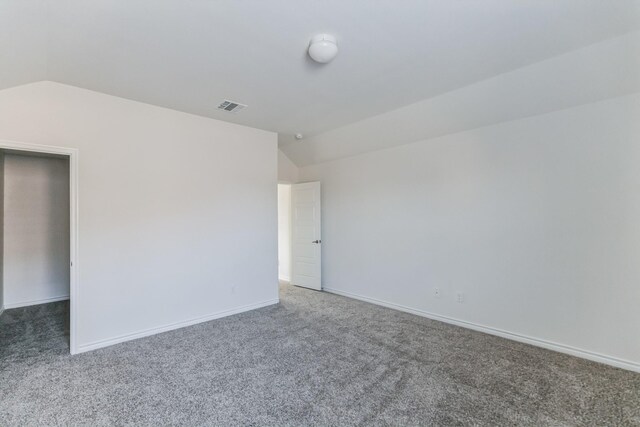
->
[312,240,322,244]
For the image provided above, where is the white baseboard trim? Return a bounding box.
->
[4,295,70,309]
[76,298,280,354]
[323,287,640,373]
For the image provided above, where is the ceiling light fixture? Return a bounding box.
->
[308,34,338,64]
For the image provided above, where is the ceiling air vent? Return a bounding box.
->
[217,100,247,113]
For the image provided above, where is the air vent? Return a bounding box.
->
[217,100,247,113]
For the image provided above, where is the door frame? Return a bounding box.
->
[0,139,79,354]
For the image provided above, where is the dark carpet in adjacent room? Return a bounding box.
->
[1,283,639,426]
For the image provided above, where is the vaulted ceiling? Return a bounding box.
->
[1,1,639,165]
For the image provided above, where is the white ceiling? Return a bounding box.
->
[1,1,639,163]
[283,31,640,166]
[0,1,47,89]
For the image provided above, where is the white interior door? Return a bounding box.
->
[291,182,321,290]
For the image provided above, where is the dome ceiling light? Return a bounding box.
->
[308,34,338,64]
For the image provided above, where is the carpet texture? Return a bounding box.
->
[1,283,639,426]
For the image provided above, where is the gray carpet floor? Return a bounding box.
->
[1,283,639,426]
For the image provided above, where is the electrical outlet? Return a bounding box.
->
[456,292,464,303]
[434,287,441,298]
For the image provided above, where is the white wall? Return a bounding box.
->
[0,81,278,352]
[3,153,70,308]
[278,149,299,183]
[300,93,640,371]
[277,184,291,281]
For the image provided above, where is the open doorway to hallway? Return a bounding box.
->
[277,183,292,285]
[278,181,322,293]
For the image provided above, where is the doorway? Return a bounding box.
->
[0,140,78,354]
[278,181,322,291]
[277,184,292,283]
